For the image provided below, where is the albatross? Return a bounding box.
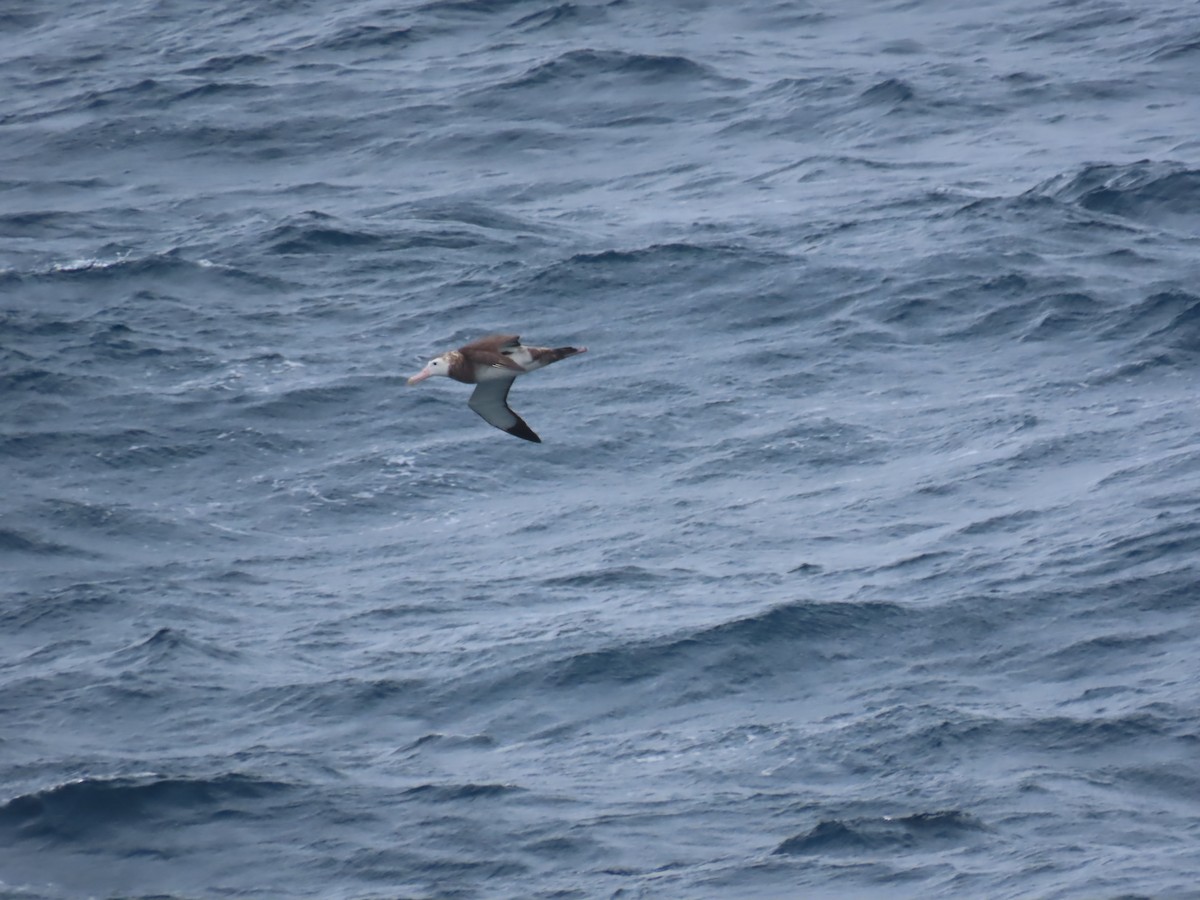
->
[407,334,587,442]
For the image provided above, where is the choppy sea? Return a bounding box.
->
[4,1,1200,898]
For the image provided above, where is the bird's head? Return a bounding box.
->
[407,353,453,385]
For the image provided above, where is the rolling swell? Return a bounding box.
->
[542,599,905,691]
[4,584,124,630]
[314,23,419,54]
[1113,288,1200,356]
[8,252,285,295]
[1031,160,1200,231]
[468,47,743,127]
[499,49,727,92]
[774,810,987,856]
[0,774,293,841]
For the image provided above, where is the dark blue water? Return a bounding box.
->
[4,1,1200,897]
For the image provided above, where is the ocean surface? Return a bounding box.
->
[3,1,1200,897]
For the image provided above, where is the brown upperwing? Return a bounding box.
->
[456,335,524,382]
[460,334,521,355]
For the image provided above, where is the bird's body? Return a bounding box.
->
[407,334,586,442]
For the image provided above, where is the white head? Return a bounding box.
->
[407,353,453,385]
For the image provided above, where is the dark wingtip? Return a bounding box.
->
[507,422,542,443]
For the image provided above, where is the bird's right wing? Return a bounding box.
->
[467,379,541,442]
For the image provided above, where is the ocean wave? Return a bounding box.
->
[3,584,122,630]
[498,49,727,92]
[237,380,370,418]
[417,0,532,17]
[858,77,916,107]
[538,564,687,590]
[757,75,856,104]
[263,208,522,256]
[1022,6,1139,46]
[509,3,608,33]
[870,706,1175,762]
[172,81,269,104]
[0,308,90,338]
[401,782,522,801]
[567,242,754,266]
[0,527,81,558]
[0,773,292,841]
[1037,630,1168,675]
[77,77,170,111]
[522,241,778,304]
[1085,515,1200,577]
[246,677,428,721]
[180,53,270,75]
[264,212,386,254]
[92,432,215,469]
[1112,762,1200,800]
[0,367,90,396]
[1019,290,1106,341]
[0,9,42,30]
[10,251,284,290]
[1149,35,1200,62]
[1029,160,1200,232]
[402,732,497,751]
[677,417,889,484]
[398,200,552,235]
[416,124,574,162]
[0,209,77,238]
[774,810,986,855]
[1109,288,1200,355]
[313,22,419,53]
[545,599,905,689]
[108,627,240,667]
[35,497,190,541]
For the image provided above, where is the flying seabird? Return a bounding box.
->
[407,334,587,442]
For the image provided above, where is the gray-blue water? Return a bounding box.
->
[3,2,1200,897]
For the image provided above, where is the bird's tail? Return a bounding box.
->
[529,345,587,367]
